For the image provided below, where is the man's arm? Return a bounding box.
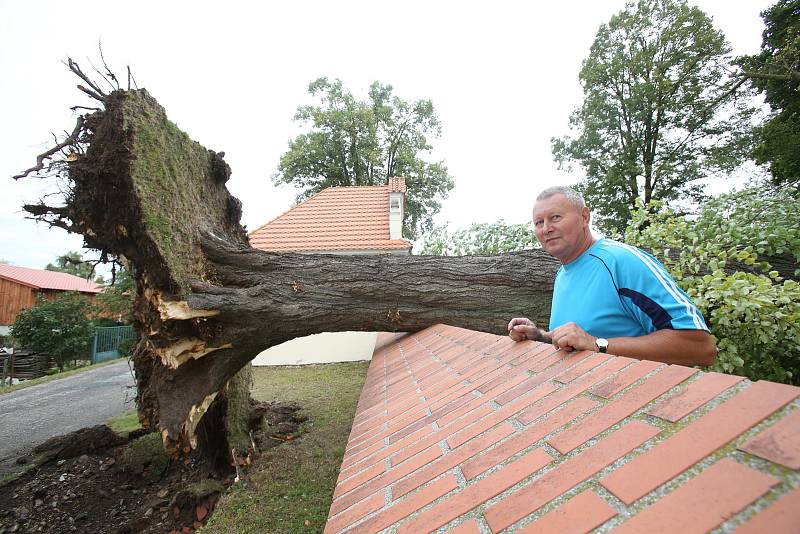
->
[546,321,716,366]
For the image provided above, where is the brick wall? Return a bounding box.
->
[325,325,800,533]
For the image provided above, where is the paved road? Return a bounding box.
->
[0,361,136,474]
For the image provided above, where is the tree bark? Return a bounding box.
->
[20,88,560,460]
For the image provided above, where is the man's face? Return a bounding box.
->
[532,194,591,263]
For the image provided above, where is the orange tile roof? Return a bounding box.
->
[0,264,101,293]
[325,324,800,533]
[249,179,411,253]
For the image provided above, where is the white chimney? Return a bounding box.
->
[388,177,406,240]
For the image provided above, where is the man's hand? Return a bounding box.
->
[508,317,547,342]
[545,322,596,352]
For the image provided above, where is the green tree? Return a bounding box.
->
[45,250,102,282]
[95,267,135,324]
[740,0,800,189]
[418,221,536,256]
[273,77,454,238]
[625,186,800,384]
[553,0,757,233]
[11,292,94,371]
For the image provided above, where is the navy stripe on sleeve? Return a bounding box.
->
[618,288,674,330]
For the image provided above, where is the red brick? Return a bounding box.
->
[511,343,556,367]
[590,359,662,398]
[345,475,459,534]
[334,462,385,497]
[461,396,599,480]
[447,518,481,534]
[433,377,541,432]
[323,491,383,534]
[498,339,545,362]
[739,408,800,469]
[395,448,553,534]
[342,426,433,475]
[601,380,800,505]
[549,364,698,454]
[646,372,744,422]
[390,406,494,466]
[732,487,800,534]
[445,384,558,450]
[484,421,661,532]
[517,490,616,534]
[516,357,635,426]
[555,352,615,383]
[330,445,443,516]
[528,349,593,373]
[612,459,778,534]
[393,422,517,498]
[495,376,548,406]
[342,439,388,471]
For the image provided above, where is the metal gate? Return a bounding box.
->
[91,326,135,363]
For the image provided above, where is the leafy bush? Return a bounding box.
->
[94,268,135,324]
[10,292,94,371]
[117,337,135,358]
[624,186,800,384]
[418,220,536,255]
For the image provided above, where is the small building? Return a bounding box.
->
[248,176,411,255]
[0,264,101,336]
[249,177,410,365]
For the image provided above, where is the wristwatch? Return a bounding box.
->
[595,338,609,353]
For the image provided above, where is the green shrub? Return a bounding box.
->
[624,186,800,384]
[10,292,94,371]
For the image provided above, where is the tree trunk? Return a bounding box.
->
[21,89,560,460]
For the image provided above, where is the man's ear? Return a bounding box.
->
[581,206,591,225]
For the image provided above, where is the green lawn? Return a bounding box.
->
[106,409,142,437]
[0,357,127,395]
[203,361,370,534]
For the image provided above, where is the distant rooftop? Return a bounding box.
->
[0,264,101,293]
[325,324,800,533]
[249,178,411,253]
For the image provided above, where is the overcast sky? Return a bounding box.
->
[0,0,772,269]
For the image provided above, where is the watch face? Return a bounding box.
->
[596,338,609,352]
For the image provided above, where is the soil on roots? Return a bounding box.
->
[0,401,306,534]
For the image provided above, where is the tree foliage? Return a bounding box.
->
[95,267,135,324]
[624,186,800,384]
[273,77,454,238]
[10,292,94,371]
[740,0,800,189]
[46,250,103,283]
[418,221,536,256]
[553,0,757,233]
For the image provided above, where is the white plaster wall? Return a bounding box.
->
[252,331,379,366]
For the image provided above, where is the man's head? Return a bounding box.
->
[532,186,593,264]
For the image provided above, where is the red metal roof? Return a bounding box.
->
[249,179,411,253]
[325,324,800,533]
[0,264,101,293]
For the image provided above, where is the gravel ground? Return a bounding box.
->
[0,361,136,475]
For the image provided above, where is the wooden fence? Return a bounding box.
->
[0,349,51,384]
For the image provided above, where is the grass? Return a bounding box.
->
[106,409,142,437]
[203,361,370,534]
[0,357,127,396]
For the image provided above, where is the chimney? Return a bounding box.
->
[388,177,406,240]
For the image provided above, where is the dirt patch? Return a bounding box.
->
[0,401,306,534]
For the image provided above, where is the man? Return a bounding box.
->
[508,186,716,366]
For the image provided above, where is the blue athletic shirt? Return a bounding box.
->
[548,238,709,338]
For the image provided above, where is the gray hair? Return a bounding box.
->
[536,186,585,210]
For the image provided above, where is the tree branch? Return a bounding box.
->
[12,116,86,180]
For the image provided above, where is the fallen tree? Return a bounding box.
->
[15,74,560,463]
